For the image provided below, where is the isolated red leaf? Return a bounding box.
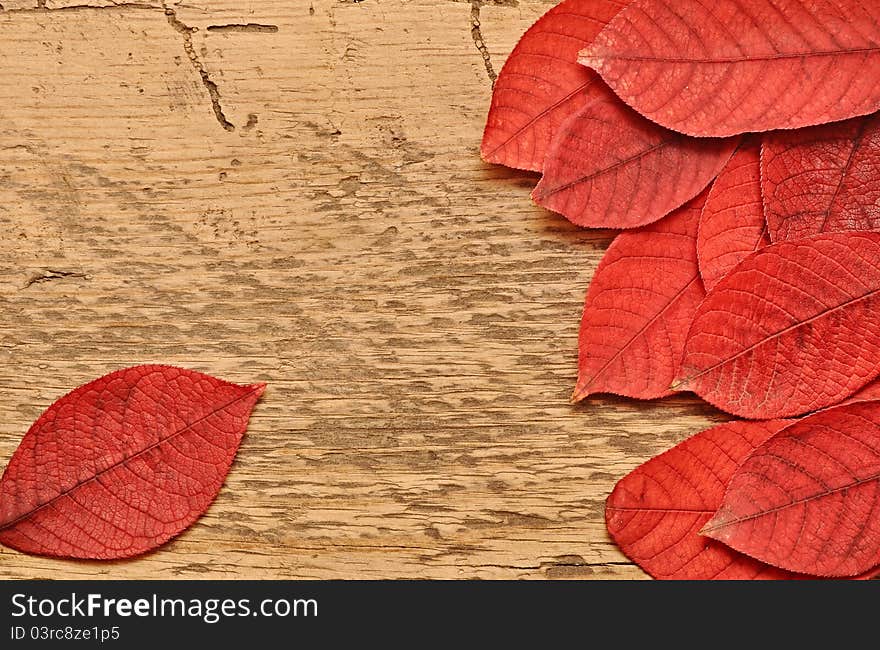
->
[606,419,799,579]
[676,232,880,419]
[533,95,737,228]
[0,365,265,560]
[480,0,628,172]
[578,0,880,137]
[704,400,880,576]
[763,114,880,242]
[573,191,707,401]
[697,139,769,291]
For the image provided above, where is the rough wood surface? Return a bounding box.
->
[0,0,724,579]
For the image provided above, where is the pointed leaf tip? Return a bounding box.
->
[536,95,737,229]
[680,232,880,418]
[582,0,880,137]
[605,419,799,579]
[669,378,688,392]
[570,383,591,404]
[480,0,626,172]
[703,400,880,576]
[576,46,603,71]
[698,515,725,538]
[574,194,708,398]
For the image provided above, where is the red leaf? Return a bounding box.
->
[0,365,265,560]
[703,400,880,576]
[697,138,769,291]
[480,0,628,172]
[578,0,880,137]
[849,378,880,403]
[763,114,880,242]
[676,232,880,419]
[573,191,707,401]
[606,419,800,579]
[533,95,737,228]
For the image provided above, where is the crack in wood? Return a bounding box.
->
[470,0,496,88]
[0,2,282,133]
[0,3,170,13]
[23,269,88,289]
[162,2,235,132]
[207,23,279,34]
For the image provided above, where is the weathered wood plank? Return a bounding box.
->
[0,0,721,579]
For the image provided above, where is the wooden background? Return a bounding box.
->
[0,0,725,579]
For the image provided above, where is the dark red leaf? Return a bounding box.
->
[606,419,799,579]
[533,95,737,228]
[481,0,628,172]
[676,232,880,419]
[763,114,880,241]
[704,400,880,577]
[579,0,880,137]
[697,138,769,291]
[0,365,265,560]
[573,191,707,401]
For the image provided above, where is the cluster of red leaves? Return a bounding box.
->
[483,0,880,579]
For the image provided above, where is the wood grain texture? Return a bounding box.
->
[0,0,723,579]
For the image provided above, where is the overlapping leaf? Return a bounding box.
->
[573,191,707,400]
[606,419,799,579]
[0,365,265,560]
[848,378,880,403]
[697,139,769,291]
[704,400,880,576]
[481,0,628,172]
[533,95,737,228]
[677,232,880,419]
[763,114,880,241]
[579,0,880,137]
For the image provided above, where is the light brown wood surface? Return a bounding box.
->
[0,0,724,579]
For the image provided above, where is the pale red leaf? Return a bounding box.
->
[607,419,800,579]
[579,0,880,137]
[533,95,737,228]
[481,0,628,172]
[676,232,880,419]
[0,365,265,560]
[573,191,707,401]
[763,114,880,241]
[697,138,769,291]
[704,400,880,576]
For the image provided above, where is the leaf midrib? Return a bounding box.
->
[536,139,676,199]
[485,79,598,159]
[585,45,880,66]
[679,284,880,388]
[607,505,714,514]
[703,466,880,533]
[577,275,700,398]
[819,119,869,233]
